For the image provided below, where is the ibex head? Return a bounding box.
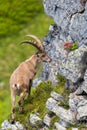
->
[20,34,52,62]
[36,51,51,62]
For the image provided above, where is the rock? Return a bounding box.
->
[58,45,87,83]
[44,0,87,46]
[77,100,87,121]
[41,25,87,87]
[1,120,25,130]
[41,60,59,86]
[15,121,24,130]
[81,70,87,93]
[55,122,67,130]
[51,91,65,102]
[32,78,42,87]
[69,8,87,46]
[69,93,87,121]
[29,113,43,127]
[74,86,84,95]
[72,128,78,130]
[44,114,52,127]
[69,93,84,112]
[46,98,74,124]
[59,119,71,128]
[41,0,87,88]
[65,79,77,92]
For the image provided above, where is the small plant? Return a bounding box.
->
[64,42,78,53]
[69,42,78,51]
[57,73,66,84]
[50,116,59,129]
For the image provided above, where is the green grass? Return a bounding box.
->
[0,89,11,125]
[0,0,43,38]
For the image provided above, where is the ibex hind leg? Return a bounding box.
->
[18,90,27,113]
[27,79,32,99]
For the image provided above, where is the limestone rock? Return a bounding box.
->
[29,113,43,127]
[1,120,25,130]
[42,0,87,87]
[58,45,87,82]
[72,128,78,130]
[44,114,52,127]
[51,91,65,102]
[46,98,74,124]
[55,122,67,130]
[44,0,87,46]
[32,78,42,87]
[77,100,87,120]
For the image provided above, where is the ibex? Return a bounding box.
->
[10,34,51,121]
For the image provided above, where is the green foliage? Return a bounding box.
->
[69,42,78,51]
[54,74,70,109]
[57,73,66,85]
[0,89,11,125]
[50,116,59,129]
[0,0,43,37]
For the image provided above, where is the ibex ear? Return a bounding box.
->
[36,51,40,57]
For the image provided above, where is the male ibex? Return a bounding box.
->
[10,34,51,121]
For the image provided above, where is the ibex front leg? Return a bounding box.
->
[18,89,27,113]
[27,79,32,99]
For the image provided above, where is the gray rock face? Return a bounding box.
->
[77,99,87,120]
[42,23,87,87]
[43,0,87,46]
[72,128,78,130]
[55,122,67,130]
[58,45,87,82]
[32,78,42,87]
[69,93,87,122]
[46,98,74,124]
[51,91,65,102]
[44,114,52,127]
[41,0,87,90]
[29,113,43,126]
[45,91,87,129]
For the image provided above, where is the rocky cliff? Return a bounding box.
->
[42,0,87,91]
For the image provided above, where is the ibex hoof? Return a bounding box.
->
[10,119,15,124]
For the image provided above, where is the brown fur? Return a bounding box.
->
[10,53,51,121]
